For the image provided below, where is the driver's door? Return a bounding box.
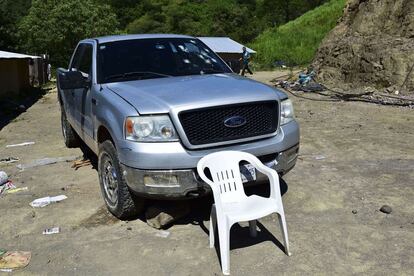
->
[69,43,94,140]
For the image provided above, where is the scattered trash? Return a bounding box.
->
[273,60,287,68]
[155,230,170,238]
[0,251,31,271]
[0,171,8,185]
[0,157,19,164]
[30,195,67,208]
[126,227,132,231]
[298,68,315,86]
[0,182,16,196]
[380,205,392,214]
[0,249,6,257]
[17,156,78,170]
[145,202,191,229]
[314,155,326,160]
[5,187,28,194]
[352,210,358,214]
[5,142,35,148]
[43,227,60,235]
[71,158,92,170]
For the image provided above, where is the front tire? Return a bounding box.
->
[61,108,80,148]
[98,140,145,219]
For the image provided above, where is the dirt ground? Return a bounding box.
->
[1,71,413,275]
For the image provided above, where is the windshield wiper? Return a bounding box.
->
[200,68,225,74]
[104,71,172,81]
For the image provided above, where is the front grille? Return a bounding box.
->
[179,101,278,146]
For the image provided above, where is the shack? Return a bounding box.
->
[197,37,256,73]
[0,51,42,98]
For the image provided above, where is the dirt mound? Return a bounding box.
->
[313,0,414,94]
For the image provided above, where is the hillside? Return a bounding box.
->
[251,0,346,67]
[313,0,414,93]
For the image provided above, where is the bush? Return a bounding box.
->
[250,0,346,67]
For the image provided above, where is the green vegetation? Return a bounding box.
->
[18,0,119,66]
[251,0,346,67]
[0,0,339,67]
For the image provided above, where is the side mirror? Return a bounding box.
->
[57,68,89,90]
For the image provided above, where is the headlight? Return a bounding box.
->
[280,99,295,125]
[125,115,179,142]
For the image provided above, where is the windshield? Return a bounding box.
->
[97,38,232,83]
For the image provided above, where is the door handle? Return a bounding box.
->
[92,98,97,105]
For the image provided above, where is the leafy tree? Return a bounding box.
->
[18,0,119,66]
[0,0,31,51]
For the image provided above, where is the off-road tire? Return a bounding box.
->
[61,108,80,148]
[98,140,145,219]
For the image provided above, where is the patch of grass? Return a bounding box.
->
[250,0,346,67]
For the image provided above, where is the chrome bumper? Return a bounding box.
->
[121,144,299,199]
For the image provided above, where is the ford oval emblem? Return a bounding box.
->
[224,116,247,128]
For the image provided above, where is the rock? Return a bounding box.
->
[145,202,191,229]
[352,210,358,214]
[380,205,392,214]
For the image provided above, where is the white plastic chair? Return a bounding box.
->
[197,151,291,275]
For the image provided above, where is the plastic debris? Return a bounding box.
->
[315,155,326,160]
[155,230,170,238]
[0,182,16,196]
[0,171,8,185]
[30,195,68,208]
[5,142,35,148]
[6,187,28,194]
[0,157,19,164]
[17,156,79,171]
[43,227,60,235]
[0,251,31,271]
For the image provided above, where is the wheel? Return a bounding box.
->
[61,108,80,148]
[98,140,145,219]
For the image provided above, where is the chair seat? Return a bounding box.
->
[222,195,279,224]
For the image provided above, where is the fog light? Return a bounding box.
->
[144,174,179,188]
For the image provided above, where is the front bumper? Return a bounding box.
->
[121,143,299,199]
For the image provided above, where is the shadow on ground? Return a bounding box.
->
[0,87,49,130]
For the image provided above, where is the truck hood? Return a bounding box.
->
[105,73,287,114]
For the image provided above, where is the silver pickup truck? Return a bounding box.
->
[57,34,299,219]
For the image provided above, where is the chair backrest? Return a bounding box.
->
[197,151,253,204]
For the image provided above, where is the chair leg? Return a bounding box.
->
[249,220,257,238]
[218,221,231,275]
[278,213,291,256]
[209,210,217,248]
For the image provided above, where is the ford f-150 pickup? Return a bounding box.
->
[57,34,300,219]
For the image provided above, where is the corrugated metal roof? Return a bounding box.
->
[0,50,40,59]
[197,37,256,54]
